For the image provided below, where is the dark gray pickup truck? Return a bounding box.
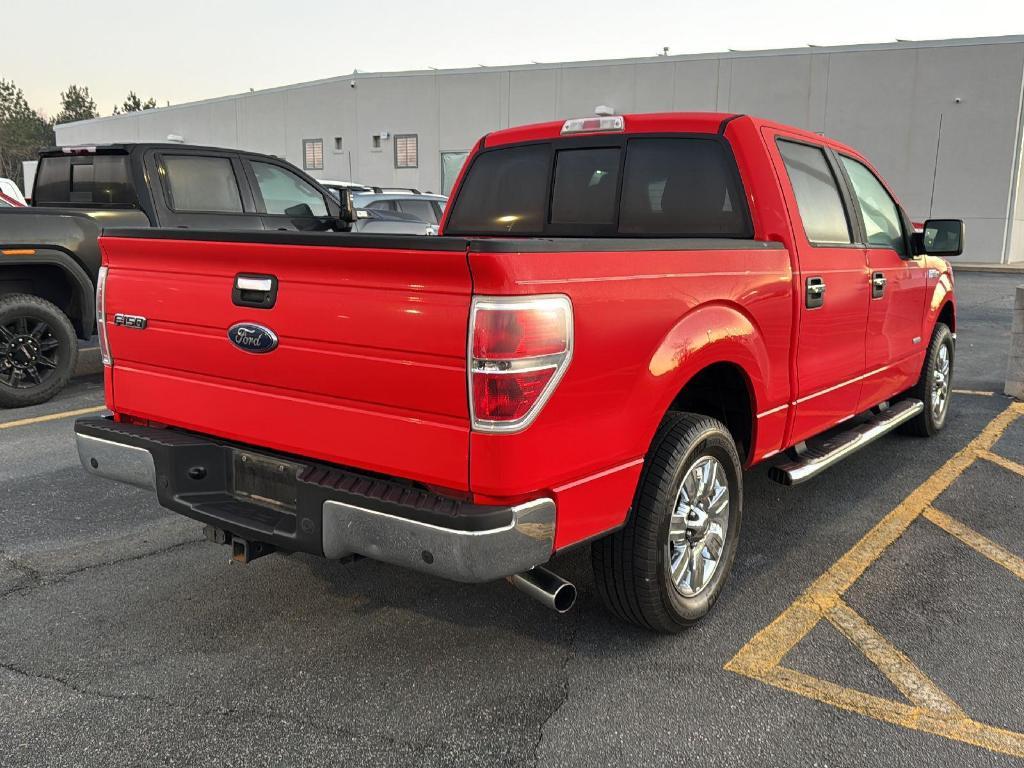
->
[0,143,359,407]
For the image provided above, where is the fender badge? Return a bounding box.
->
[113,313,147,329]
[227,322,278,354]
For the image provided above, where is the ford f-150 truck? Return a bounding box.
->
[74,113,963,632]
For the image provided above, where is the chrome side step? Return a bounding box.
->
[769,399,924,486]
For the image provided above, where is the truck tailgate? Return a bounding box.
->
[100,232,472,490]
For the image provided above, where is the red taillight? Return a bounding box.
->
[96,265,111,366]
[469,296,572,432]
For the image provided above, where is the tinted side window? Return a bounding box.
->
[163,155,243,213]
[251,161,328,217]
[777,140,852,245]
[550,148,620,226]
[619,139,750,236]
[445,144,549,234]
[34,155,136,206]
[840,156,906,255]
[397,199,439,224]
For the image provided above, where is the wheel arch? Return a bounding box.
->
[645,302,768,465]
[0,250,94,339]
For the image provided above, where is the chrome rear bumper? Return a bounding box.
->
[74,417,555,583]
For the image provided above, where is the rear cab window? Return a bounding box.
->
[33,153,137,207]
[444,136,752,238]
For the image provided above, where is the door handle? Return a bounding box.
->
[233,273,278,309]
[806,276,826,309]
[871,271,887,299]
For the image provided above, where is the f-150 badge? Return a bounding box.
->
[113,313,147,329]
[227,322,278,354]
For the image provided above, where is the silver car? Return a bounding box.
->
[353,193,448,227]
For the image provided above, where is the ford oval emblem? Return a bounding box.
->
[227,322,279,354]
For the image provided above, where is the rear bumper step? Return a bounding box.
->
[74,417,555,582]
[769,399,924,486]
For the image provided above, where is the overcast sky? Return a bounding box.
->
[5,0,1023,118]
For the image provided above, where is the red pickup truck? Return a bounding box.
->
[75,112,963,632]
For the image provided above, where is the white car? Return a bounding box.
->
[0,178,27,206]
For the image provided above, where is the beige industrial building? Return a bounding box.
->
[56,35,1024,263]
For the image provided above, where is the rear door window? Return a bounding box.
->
[397,198,440,224]
[250,161,328,217]
[163,155,243,213]
[777,140,852,245]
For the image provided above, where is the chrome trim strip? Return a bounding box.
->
[794,364,893,405]
[321,497,556,582]
[756,403,789,419]
[75,433,157,491]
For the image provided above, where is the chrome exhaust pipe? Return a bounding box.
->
[507,566,577,613]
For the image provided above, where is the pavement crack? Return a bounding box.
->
[532,611,580,767]
[0,537,205,600]
[0,661,159,705]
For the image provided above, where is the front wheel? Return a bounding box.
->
[592,412,743,633]
[0,294,78,408]
[900,322,954,437]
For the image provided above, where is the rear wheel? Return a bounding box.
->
[899,322,953,437]
[0,294,78,408]
[592,412,743,633]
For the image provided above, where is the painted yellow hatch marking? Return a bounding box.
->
[726,401,1024,758]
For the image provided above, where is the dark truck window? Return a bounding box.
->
[163,155,243,213]
[777,140,852,245]
[550,148,620,226]
[619,139,748,236]
[446,137,751,237]
[34,155,136,206]
[445,144,549,234]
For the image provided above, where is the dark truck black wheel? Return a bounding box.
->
[899,322,954,437]
[0,294,78,408]
[592,412,743,633]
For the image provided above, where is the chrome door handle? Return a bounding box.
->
[871,271,887,299]
[806,277,826,309]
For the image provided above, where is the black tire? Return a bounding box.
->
[0,294,78,408]
[899,322,954,437]
[592,412,743,633]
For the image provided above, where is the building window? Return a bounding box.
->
[371,134,382,151]
[302,139,324,170]
[333,137,343,152]
[395,134,418,168]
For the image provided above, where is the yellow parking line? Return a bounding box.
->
[924,507,1024,580]
[826,599,964,717]
[979,450,1024,478]
[0,405,105,431]
[951,389,995,396]
[726,401,1024,758]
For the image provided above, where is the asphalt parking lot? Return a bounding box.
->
[1,271,1022,767]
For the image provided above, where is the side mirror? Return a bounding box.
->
[338,189,356,224]
[914,218,964,257]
